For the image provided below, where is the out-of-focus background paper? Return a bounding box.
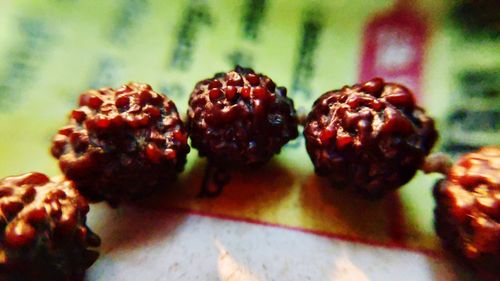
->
[0,0,498,280]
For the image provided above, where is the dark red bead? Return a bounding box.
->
[361,77,384,96]
[208,79,222,89]
[115,95,130,108]
[253,86,267,100]
[225,86,237,101]
[434,147,499,277]
[246,74,260,86]
[304,78,437,198]
[0,173,100,280]
[87,95,103,109]
[51,82,190,205]
[318,128,335,145]
[209,88,223,101]
[241,87,251,99]
[187,66,298,168]
[71,110,87,123]
[226,72,243,87]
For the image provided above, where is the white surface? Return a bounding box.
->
[86,205,472,281]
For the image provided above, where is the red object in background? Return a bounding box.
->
[359,2,429,243]
[359,2,428,103]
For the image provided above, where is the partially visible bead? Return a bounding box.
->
[0,173,100,280]
[433,147,499,276]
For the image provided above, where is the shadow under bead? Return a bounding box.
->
[187,66,299,196]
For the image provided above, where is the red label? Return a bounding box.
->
[359,4,429,243]
[359,5,428,102]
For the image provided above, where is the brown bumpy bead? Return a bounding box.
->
[0,173,100,281]
[304,78,438,198]
[434,147,499,277]
[51,82,190,205]
[187,66,298,167]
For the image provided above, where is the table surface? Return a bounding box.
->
[86,203,474,281]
